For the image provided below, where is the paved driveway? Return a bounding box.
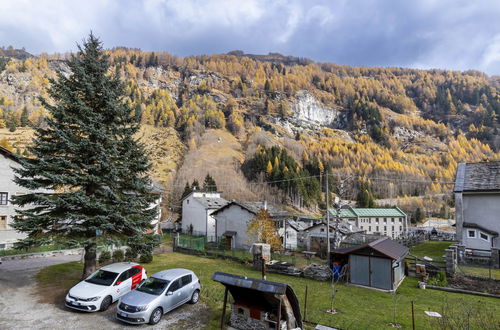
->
[0,255,209,329]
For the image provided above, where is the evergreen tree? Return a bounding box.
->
[20,106,30,127]
[181,182,192,199]
[191,179,200,191]
[203,173,217,191]
[11,34,157,279]
[414,207,423,223]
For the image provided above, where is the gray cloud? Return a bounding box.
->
[1,0,500,74]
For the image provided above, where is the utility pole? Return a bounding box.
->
[326,172,330,263]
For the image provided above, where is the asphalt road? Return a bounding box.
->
[0,255,209,329]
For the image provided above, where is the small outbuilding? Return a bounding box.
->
[211,271,303,330]
[331,237,408,292]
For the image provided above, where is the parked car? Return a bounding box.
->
[65,262,146,312]
[116,268,201,325]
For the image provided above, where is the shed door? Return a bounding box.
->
[350,255,369,286]
[370,257,392,290]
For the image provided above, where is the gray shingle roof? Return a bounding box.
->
[454,161,500,192]
[193,196,229,209]
[211,201,289,218]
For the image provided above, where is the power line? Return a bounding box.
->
[163,172,455,189]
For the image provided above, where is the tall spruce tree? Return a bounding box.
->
[11,34,157,278]
[202,173,217,191]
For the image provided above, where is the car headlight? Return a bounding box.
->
[135,305,149,312]
[85,296,101,302]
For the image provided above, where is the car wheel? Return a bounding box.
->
[189,290,200,304]
[149,307,163,325]
[99,296,112,312]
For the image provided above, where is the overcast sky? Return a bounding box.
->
[1,0,500,75]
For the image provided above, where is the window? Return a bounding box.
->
[392,226,394,231]
[368,226,371,232]
[320,228,325,232]
[384,218,387,223]
[187,199,189,204]
[468,230,476,238]
[384,226,387,231]
[181,274,192,287]
[376,226,379,231]
[376,218,379,223]
[117,271,130,283]
[129,267,141,277]
[168,279,181,292]
[0,193,7,205]
[480,232,489,241]
[399,218,402,223]
[399,226,402,231]
[391,218,394,223]
[0,216,7,230]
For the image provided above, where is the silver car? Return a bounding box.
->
[116,268,201,325]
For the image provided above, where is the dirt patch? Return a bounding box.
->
[447,275,500,295]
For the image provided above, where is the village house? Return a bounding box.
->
[300,221,363,255]
[0,146,54,248]
[328,207,409,239]
[181,190,228,240]
[211,201,289,250]
[454,161,500,251]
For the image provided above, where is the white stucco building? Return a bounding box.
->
[212,201,289,250]
[328,207,409,239]
[0,146,31,247]
[181,191,228,240]
[454,161,500,251]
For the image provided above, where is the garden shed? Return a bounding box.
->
[332,237,408,291]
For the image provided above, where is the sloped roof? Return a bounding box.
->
[332,237,408,260]
[454,161,500,192]
[0,145,19,163]
[194,196,229,210]
[212,201,289,218]
[305,221,363,235]
[329,207,406,218]
[211,272,303,329]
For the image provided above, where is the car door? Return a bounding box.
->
[163,278,183,311]
[179,274,193,303]
[113,269,132,299]
[129,266,143,290]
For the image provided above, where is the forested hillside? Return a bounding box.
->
[1,48,499,218]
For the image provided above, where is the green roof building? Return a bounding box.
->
[327,207,408,239]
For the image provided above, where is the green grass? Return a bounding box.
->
[0,244,67,256]
[36,252,500,329]
[409,241,455,261]
[457,265,500,280]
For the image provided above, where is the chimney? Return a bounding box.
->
[263,200,267,210]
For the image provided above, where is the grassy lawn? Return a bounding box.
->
[409,241,455,261]
[457,265,500,280]
[37,252,499,329]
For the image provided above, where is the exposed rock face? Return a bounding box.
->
[291,90,340,127]
[303,263,331,281]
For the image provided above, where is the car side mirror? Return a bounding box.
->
[166,291,173,296]
[115,281,122,286]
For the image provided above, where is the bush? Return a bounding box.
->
[139,253,153,264]
[428,271,447,287]
[112,249,124,262]
[99,250,111,264]
[125,248,138,261]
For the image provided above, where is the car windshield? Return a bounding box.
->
[85,270,119,286]
[136,277,170,296]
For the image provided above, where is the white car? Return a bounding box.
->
[65,262,147,312]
